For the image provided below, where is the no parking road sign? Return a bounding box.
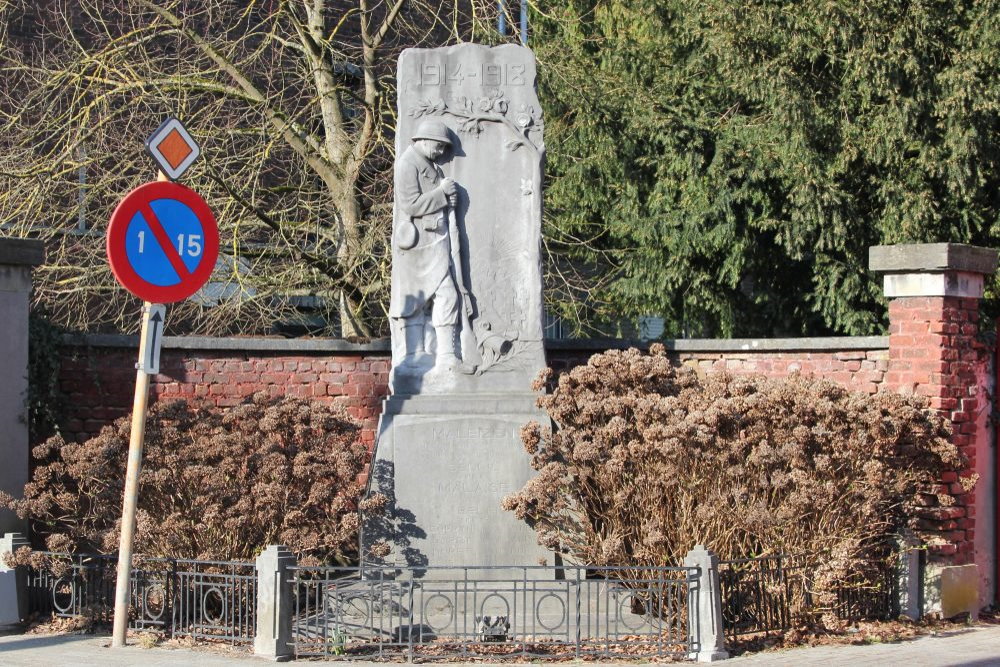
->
[106,181,219,303]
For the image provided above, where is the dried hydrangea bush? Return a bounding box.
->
[504,344,970,593]
[1,393,367,565]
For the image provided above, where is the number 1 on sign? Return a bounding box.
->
[133,231,201,257]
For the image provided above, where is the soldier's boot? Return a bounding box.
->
[401,322,425,367]
[434,325,460,371]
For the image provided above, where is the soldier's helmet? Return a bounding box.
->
[412,120,453,146]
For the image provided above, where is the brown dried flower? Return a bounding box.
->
[1,394,366,564]
[505,348,964,602]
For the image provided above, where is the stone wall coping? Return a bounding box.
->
[0,238,45,267]
[869,243,999,275]
[63,333,888,355]
[549,336,888,352]
[62,333,393,353]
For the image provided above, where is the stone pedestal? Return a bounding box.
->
[362,394,548,572]
[684,546,729,662]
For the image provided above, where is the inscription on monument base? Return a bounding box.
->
[362,397,549,574]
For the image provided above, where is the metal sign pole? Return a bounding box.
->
[111,171,167,648]
[111,301,154,646]
[520,0,528,46]
[106,118,209,647]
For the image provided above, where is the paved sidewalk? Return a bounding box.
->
[0,625,999,665]
[0,632,263,666]
[724,623,1000,666]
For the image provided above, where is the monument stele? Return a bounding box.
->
[361,43,550,572]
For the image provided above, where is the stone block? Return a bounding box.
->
[869,243,999,274]
[0,533,29,627]
[882,272,985,299]
[897,535,922,621]
[683,546,728,662]
[362,395,549,575]
[389,43,546,392]
[924,563,980,619]
[0,244,36,536]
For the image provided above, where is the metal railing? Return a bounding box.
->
[24,552,256,644]
[719,552,898,638]
[19,546,906,657]
[287,564,696,661]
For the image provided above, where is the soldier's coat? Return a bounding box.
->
[390,144,454,319]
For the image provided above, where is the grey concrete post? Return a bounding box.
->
[0,532,30,627]
[897,532,923,621]
[684,545,729,662]
[0,239,44,537]
[254,545,296,661]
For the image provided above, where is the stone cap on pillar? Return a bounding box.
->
[869,243,998,298]
[0,238,45,267]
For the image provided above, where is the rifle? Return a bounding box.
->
[448,202,481,371]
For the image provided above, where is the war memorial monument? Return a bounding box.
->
[362,43,550,570]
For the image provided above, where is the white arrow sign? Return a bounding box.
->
[139,303,166,375]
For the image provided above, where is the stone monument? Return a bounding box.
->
[361,44,549,571]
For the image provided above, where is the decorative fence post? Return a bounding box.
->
[254,545,296,661]
[684,545,729,662]
[0,532,29,626]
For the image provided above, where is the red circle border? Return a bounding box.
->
[106,181,219,304]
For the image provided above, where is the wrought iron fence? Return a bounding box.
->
[288,565,697,661]
[24,552,256,644]
[719,551,899,638]
[21,548,902,655]
[832,553,899,622]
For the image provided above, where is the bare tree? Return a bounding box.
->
[0,0,506,337]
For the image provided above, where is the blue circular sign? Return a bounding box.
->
[107,182,219,303]
[125,198,207,286]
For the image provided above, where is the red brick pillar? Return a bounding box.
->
[870,243,997,615]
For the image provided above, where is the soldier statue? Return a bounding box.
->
[390,120,471,373]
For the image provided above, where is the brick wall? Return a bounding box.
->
[54,332,989,571]
[549,340,889,394]
[57,336,890,450]
[60,343,390,449]
[880,296,991,566]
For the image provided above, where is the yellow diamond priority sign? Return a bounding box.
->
[145,117,200,180]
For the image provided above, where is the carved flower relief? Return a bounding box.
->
[408,97,447,118]
[451,95,475,114]
[478,89,508,114]
[408,93,543,152]
[515,104,534,129]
